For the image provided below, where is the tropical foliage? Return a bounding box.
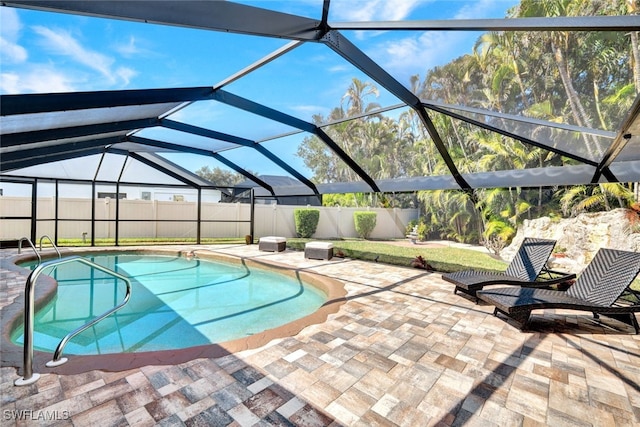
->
[295,0,639,246]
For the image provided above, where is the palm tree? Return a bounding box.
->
[516,0,633,149]
[417,189,482,243]
[297,0,638,229]
[474,31,531,111]
[341,78,380,117]
[559,183,636,216]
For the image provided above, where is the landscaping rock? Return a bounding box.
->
[502,208,640,272]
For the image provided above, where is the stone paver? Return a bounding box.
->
[1,245,639,426]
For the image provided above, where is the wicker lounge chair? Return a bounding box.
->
[442,237,575,302]
[477,248,640,334]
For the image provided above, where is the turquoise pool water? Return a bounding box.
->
[11,254,326,355]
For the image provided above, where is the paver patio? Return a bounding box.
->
[1,245,639,426]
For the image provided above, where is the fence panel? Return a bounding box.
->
[201,202,251,238]
[252,205,417,239]
[120,199,155,220]
[0,196,33,239]
[1,196,418,241]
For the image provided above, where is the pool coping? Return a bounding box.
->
[1,247,347,376]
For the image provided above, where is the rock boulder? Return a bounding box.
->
[501,208,640,272]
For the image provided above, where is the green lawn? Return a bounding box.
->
[51,236,506,273]
[286,238,508,273]
[55,237,246,246]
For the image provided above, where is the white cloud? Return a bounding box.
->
[330,0,513,23]
[29,25,140,89]
[375,30,463,81]
[328,64,350,73]
[1,7,22,36]
[0,12,139,93]
[382,0,425,21]
[33,25,117,82]
[114,35,156,59]
[0,7,28,63]
[290,104,330,118]
[361,0,519,83]
[0,67,76,94]
[455,0,517,19]
[1,37,28,63]
[339,1,381,21]
[0,73,20,93]
[116,67,137,86]
[114,36,140,57]
[331,0,423,21]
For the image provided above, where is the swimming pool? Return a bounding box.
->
[9,251,339,357]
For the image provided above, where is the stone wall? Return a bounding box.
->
[501,208,640,272]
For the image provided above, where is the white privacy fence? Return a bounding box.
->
[253,204,418,239]
[0,197,419,241]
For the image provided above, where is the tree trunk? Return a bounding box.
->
[538,186,543,215]
[552,40,599,155]
[599,184,611,211]
[631,31,640,94]
[511,57,530,109]
[552,41,591,128]
[593,82,607,130]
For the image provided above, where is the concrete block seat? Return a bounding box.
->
[305,241,334,260]
[258,236,287,252]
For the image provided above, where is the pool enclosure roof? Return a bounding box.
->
[1,1,640,197]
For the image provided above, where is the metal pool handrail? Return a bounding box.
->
[14,256,132,386]
[38,235,61,259]
[18,237,41,264]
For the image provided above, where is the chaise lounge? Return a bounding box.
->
[442,237,575,302]
[477,248,640,334]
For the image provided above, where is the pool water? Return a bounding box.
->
[11,254,326,355]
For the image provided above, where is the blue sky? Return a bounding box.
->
[1,0,519,180]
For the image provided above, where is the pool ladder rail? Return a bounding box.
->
[17,237,42,264]
[14,255,132,386]
[17,235,62,263]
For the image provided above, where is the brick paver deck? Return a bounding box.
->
[1,245,639,426]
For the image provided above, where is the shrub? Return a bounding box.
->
[354,211,377,239]
[405,219,418,235]
[407,218,429,241]
[294,208,320,238]
[416,221,428,241]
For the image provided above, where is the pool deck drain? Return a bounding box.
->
[1,244,640,426]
